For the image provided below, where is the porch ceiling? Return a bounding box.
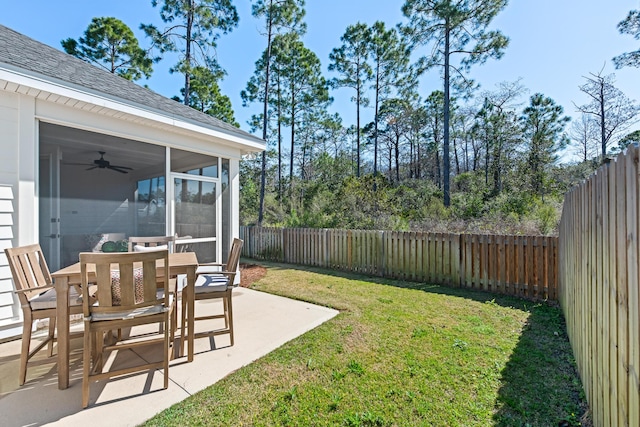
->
[39,123,164,171]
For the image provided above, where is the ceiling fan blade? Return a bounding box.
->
[108,166,129,174]
[110,165,133,170]
[86,166,98,171]
[63,162,94,166]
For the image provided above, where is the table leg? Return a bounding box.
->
[187,266,195,362]
[55,276,70,390]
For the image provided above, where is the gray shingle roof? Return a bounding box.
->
[0,24,264,145]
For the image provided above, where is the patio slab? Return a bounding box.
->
[0,288,339,427]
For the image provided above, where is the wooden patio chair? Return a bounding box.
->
[127,235,176,253]
[4,243,85,385]
[79,250,175,408]
[181,238,243,350]
[174,235,193,253]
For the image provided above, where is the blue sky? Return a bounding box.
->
[2,0,640,162]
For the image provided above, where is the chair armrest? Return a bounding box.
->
[198,262,227,268]
[219,271,236,276]
[199,270,236,277]
[196,262,228,275]
[14,285,53,294]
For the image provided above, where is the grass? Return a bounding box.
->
[142,261,589,426]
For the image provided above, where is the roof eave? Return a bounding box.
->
[0,64,266,153]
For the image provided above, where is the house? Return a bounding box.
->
[0,25,265,340]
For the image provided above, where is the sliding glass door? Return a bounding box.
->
[171,149,221,263]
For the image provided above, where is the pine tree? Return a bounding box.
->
[520,94,570,199]
[329,23,372,177]
[142,0,238,106]
[246,0,306,224]
[62,17,156,81]
[401,0,509,206]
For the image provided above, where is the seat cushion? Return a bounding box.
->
[90,292,172,321]
[30,286,82,310]
[111,268,144,305]
[193,273,229,294]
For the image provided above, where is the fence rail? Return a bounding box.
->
[240,226,558,301]
[559,145,640,427]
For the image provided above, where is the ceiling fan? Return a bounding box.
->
[66,151,133,174]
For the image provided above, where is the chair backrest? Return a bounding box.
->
[4,244,53,304]
[79,250,170,316]
[226,238,243,277]
[128,235,175,253]
[174,235,193,253]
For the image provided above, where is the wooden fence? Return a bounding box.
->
[240,227,558,301]
[559,145,640,427]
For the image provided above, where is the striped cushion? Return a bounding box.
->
[193,273,229,294]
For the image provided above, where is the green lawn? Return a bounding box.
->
[143,261,589,426]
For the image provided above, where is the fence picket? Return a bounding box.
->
[598,168,610,427]
[615,155,630,425]
[627,146,640,425]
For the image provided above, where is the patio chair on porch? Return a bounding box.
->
[79,250,175,408]
[181,238,243,350]
[128,235,176,253]
[5,243,84,385]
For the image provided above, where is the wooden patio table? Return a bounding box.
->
[50,251,198,390]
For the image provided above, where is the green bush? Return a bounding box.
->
[532,201,560,235]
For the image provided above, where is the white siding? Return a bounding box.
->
[0,185,18,337]
[0,91,21,339]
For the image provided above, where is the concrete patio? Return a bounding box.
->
[0,287,338,427]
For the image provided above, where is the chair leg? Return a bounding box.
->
[82,323,92,408]
[47,316,56,357]
[222,297,229,329]
[171,304,177,346]
[19,313,33,386]
[163,313,170,389]
[93,331,104,374]
[227,291,234,347]
[167,304,176,359]
[180,287,188,357]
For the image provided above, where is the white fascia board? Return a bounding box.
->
[0,66,265,153]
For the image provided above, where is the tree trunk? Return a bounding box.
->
[599,79,606,158]
[183,0,194,106]
[442,21,451,206]
[356,77,361,177]
[277,69,282,203]
[374,62,380,184]
[409,138,415,178]
[464,135,469,172]
[289,92,295,181]
[395,135,400,183]
[484,126,489,186]
[453,134,460,176]
[435,149,441,189]
[258,1,274,225]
